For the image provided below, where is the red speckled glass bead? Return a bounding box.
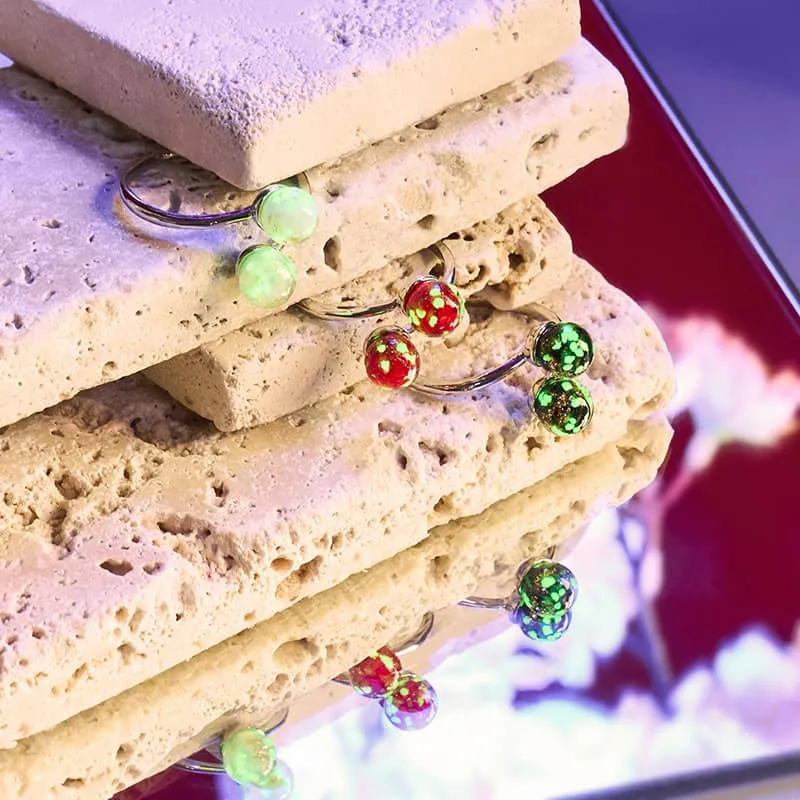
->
[380,672,439,731]
[364,327,420,389]
[347,646,402,698]
[402,277,464,337]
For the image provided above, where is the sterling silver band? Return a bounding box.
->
[298,243,457,321]
[413,304,559,396]
[119,152,308,230]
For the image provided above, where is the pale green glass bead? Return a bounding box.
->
[220,728,277,788]
[236,245,297,308]
[257,759,295,799]
[256,185,319,244]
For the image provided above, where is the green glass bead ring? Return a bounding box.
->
[459,548,558,613]
[412,302,596,436]
[460,553,578,642]
[176,707,288,777]
[120,152,314,232]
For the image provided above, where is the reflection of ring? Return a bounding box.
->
[414,304,596,437]
[459,555,579,642]
[331,611,435,686]
[176,707,294,797]
[119,153,319,309]
[331,613,439,731]
[176,707,289,776]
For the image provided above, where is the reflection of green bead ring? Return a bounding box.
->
[119,152,319,308]
[459,556,578,643]
[176,710,294,798]
[413,303,596,436]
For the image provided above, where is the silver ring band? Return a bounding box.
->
[119,152,306,229]
[298,243,457,321]
[331,611,435,686]
[412,304,559,396]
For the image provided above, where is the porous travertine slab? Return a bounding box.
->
[0,39,627,429]
[0,416,672,800]
[0,0,580,188]
[0,257,673,746]
[148,196,573,430]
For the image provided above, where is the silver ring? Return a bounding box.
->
[412,303,563,394]
[331,612,435,686]
[458,550,556,612]
[176,707,289,775]
[298,243,458,321]
[412,304,596,436]
[120,152,309,230]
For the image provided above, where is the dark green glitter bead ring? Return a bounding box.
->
[460,556,579,643]
[413,303,596,436]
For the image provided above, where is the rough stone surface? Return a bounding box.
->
[0,0,580,188]
[0,256,673,747]
[0,416,672,799]
[0,39,627,429]
[148,196,573,431]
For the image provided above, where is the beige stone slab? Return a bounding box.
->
[147,195,573,431]
[0,256,673,747]
[0,415,672,800]
[0,39,627,430]
[0,0,580,189]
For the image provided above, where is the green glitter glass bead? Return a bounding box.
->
[531,321,594,377]
[220,728,278,788]
[236,245,297,308]
[254,758,295,800]
[532,376,593,436]
[256,185,319,244]
[517,560,578,618]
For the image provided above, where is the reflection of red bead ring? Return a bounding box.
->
[332,614,440,731]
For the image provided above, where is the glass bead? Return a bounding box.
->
[221,728,277,788]
[517,560,578,618]
[348,646,403,698]
[402,276,465,337]
[380,672,439,731]
[532,377,593,436]
[531,321,594,376]
[236,245,297,308]
[244,759,294,800]
[364,327,421,389]
[514,607,573,642]
[255,185,319,244]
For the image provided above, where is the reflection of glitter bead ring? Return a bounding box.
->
[460,557,579,642]
[176,707,295,798]
[331,613,439,731]
[119,152,320,309]
[414,303,596,436]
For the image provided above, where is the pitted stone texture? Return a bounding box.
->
[0,257,674,747]
[0,417,672,800]
[148,196,573,431]
[0,40,627,429]
[0,0,580,189]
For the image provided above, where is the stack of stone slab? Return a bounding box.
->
[0,1,673,797]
